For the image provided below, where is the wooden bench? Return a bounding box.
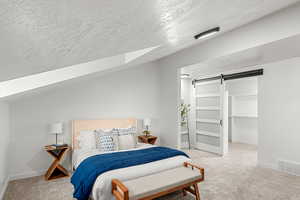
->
[112,162,205,200]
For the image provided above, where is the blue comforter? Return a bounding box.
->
[71,146,189,200]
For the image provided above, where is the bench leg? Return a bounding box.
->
[193,184,201,200]
[182,189,187,197]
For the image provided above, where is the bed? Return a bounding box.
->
[71,119,191,200]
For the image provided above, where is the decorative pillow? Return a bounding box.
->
[78,130,96,150]
[117,127,137,145]
[95,129,119,152]
[118,134,136,150]
[117,127,136,135]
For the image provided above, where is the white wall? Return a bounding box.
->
[157,4,300,148]
[0,101,10,198]
[258,57,300,170]
[180,79,192,104]
[9,62,161,179]
[158,64,180,148]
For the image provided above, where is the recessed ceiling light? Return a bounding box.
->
[194,27,220,40]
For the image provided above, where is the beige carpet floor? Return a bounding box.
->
[4,143,300,200]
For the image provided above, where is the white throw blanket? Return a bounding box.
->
[73,144,190,200]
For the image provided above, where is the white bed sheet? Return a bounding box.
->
[73,144,191,200]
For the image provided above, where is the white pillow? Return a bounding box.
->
[78,130,96,150]
[117,127,137,145]
[118,134,136,150]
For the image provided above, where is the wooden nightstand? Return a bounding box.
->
[44,145,70,181]
[138,135,158,145]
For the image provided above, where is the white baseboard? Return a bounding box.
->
[257,162,278,171]
[0,177,9,200]
[9,169,46,181]
[258,161,300,176]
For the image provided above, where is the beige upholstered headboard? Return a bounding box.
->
[71,118,137,150]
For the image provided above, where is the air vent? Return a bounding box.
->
[278,160,300,176]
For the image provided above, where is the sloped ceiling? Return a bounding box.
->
[182,34,300,78]
[0,0,299,82]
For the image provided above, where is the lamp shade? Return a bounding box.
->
[143,118,151,127]
[50,123,63,135]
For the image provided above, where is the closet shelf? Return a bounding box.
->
[196,93,220,98]
[196,119,220,124]
[196,106,220,111]
[230,93,257,97]
[196,131,219,138]
[230,114,258,118]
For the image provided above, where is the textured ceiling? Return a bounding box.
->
[0,0,299,81]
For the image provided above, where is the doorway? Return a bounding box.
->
[180,70,260,158]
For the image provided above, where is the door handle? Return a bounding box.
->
[220,119,223,126]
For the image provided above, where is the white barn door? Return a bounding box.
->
[194,79,228,155]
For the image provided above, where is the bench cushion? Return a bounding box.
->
[123,166,202,199]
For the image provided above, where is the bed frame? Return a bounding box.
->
[71,118,137,167]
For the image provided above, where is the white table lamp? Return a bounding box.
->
[50,122,63,146]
